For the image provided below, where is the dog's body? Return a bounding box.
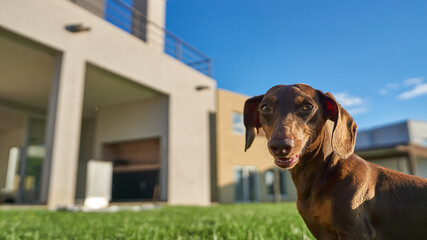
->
[244,84,427,240]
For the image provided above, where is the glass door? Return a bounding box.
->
[17,118,46,203]
[234,166,260,202]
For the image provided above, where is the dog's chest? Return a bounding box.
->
[297,198,335,231]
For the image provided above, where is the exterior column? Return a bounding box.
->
[39,55,62,204]
[408,150,417,176]
[146,0,165,51]
[47,52,85,208]
[167,90,214,206]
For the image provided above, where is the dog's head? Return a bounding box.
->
[244,84,357,169]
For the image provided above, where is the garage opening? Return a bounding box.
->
[103,138,161,201]
[75,64,169,204]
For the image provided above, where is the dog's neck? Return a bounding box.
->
[289,122,340,200]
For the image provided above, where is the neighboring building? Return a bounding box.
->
[355,120,427,178]
[0,0,215,207]
[213,89,297,203]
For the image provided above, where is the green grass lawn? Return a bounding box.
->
[0,202,314,240]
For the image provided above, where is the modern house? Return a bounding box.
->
[0,0,216,207]
[213,89,297,203]
[355,120,427,178]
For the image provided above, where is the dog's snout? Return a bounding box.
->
[268,138,295,156]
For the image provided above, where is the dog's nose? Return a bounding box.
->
[268,138,294,156]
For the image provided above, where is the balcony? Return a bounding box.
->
[71,0,212,77]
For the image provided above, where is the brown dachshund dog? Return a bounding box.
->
[244,84,427,240]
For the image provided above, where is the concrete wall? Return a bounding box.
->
[408,120,427,147]
[147,0,166,28]
[93,97,168,158]
[216,89,297,203]
[0,0,215,206]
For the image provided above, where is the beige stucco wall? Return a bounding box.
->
[408,120,427,147]
[147,0,166,52]
[216,89,296,203]
[0,0,215,207]
[148,0,166,28]
[93,97,168,158]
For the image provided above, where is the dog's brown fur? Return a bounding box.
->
[244,84,427,240]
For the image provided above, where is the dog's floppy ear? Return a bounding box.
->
[317,91,357,159]
[243,95,264,151]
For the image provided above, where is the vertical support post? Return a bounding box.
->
[207,59,212,77]
[273,168,281,203]
[168,87,215,205]
[16,120,31,203]
[176,38,183,61]
[146,0,166,50]
[408,150,417,176]
[47,52,85,208]
[39,54,62,204]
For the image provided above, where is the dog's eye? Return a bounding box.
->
[302,103,313,111]
[260,104,272,113]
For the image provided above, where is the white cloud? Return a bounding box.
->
[386,83,400,90]
[347,107,369,115]
[379,89,388,95]
[398,83,427,100]
[404,77,423,86]
[333,92,363,108]
[380,77,425,100]
[379,83,399,96]
[332,92,367,116]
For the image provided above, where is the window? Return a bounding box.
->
[234,166,259,202]
[265,169,288,199]
[232,112,244,135]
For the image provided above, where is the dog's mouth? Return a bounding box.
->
[274,155,299,169]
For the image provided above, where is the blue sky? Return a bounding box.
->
[165,0,427,130]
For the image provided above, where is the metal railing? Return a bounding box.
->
[71,0,212,77]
